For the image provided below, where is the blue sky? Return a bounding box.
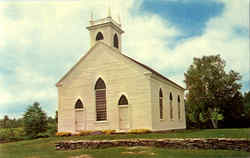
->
[0,0,249,118]
[139,0,224,38]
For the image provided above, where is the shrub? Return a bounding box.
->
[78,130,93,136]
[128,129,151,134]
[0,128,26,142]
[102,129,116,135]
[0,128,10,140]
[90,130,104,135]
[46,122,57,136]
[35,132,50,138]
[13,128,26,137]
[56,132,72,137]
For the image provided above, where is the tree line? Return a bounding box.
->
[0,102,57,140]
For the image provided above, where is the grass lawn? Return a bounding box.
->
[0,138,250,158]
[0,128,250,158]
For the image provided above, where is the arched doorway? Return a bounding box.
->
[118,95,129,130]
[75,99,86,131]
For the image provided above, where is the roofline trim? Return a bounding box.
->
[55,42,101,87]
[121,54,185,90]
[56,41,185,91]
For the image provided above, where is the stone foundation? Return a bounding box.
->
[56,138,250,152]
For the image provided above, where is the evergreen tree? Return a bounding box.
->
[23,102,48,137]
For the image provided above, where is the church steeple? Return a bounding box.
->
[86,10,124,52]
[108,7,111,18]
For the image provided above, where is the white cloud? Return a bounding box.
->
[0,0,143,118]
[124,0,249,85]
[124,14,180,61]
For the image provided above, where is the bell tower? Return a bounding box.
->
[86,9,124,52]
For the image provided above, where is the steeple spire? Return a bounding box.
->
[108,7,111,17]
[118,14,121,25]
[90,11,93,21]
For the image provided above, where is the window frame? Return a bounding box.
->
[95,78,107,121]
[177,95,181,120]
[118,95,128,106]
[75,99,84,109]
[113,34,119,48]
[96,32,104,41]
[159,88,163,120]
[170,92,173,120]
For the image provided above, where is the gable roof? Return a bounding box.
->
[56,43,99,87]
[120,54,185,90]
[56,42,185,90]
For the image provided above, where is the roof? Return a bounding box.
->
[56,42,185,90]
[121,54,185,90]
[56,43,98,87]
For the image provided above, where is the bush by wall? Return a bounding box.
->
[56,132,72,137]
[102,130,116,135]
[128,129,151,134]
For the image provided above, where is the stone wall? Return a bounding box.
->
[56,138,250,152]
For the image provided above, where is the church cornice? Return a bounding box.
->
[86,22,124,34]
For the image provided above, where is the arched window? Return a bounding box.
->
[118,95,128,105]
[170,92,173,120]
[113,34,119,48]
[95,78,107,121]
[177,95,181,120]
[75,99,83,109]
[159,89,163,119]
[96,32,104,41]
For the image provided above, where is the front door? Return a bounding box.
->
[119,107,129,130]
[75,110,85,131]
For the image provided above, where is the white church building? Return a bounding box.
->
[56,12,186,133]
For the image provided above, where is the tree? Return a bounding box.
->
[16,118,24,128]
[55,110,58,124]
[23,102,48,137]
[243,91,250,124]
[185,99,201,129]
[47,116,55,124]
[3,115,9,128]
[184,55,242,128]
[243,91,250,112]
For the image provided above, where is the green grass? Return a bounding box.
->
[0,138,249,158]
[1,128,250,158]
